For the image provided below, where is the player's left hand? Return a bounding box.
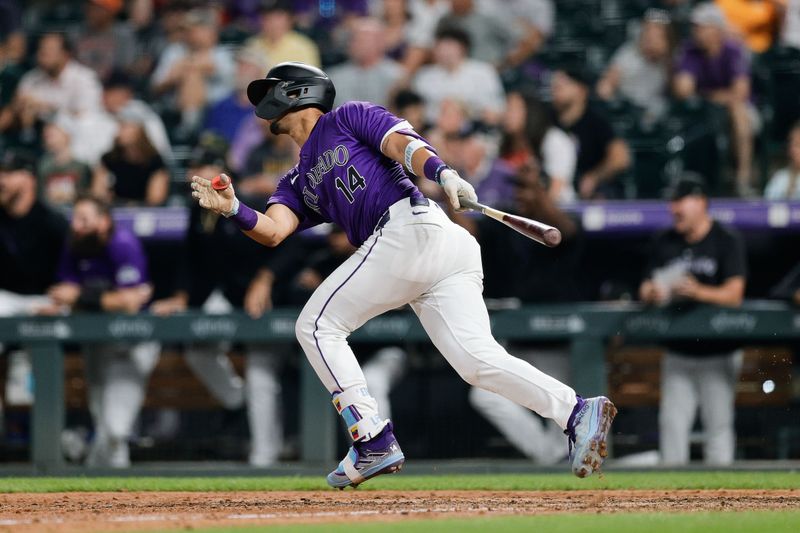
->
[439,169,477,211]
[244,271,274,319]
[191,174,236,215]
[674,275,702,300]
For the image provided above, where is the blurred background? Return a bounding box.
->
[1,0,799,471]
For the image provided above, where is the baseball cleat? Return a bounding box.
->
[326,422,405,489]
[564,396,617,478]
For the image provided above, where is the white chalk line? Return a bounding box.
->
[0,506,520,527]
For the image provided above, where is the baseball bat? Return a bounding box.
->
[460,198,562,248]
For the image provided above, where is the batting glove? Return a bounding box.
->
[191,174,237,216]
[439,168,477,211]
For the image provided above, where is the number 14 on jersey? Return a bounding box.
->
[335,165,366,203]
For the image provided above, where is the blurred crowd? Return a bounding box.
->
[0,0,799,205]
[2,0,800,467]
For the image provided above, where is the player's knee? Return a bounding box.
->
[294,308,316,348]
[454,361,486,387]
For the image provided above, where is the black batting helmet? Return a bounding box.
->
[247,62,336,121]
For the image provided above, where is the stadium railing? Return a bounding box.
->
[1,301,798,471]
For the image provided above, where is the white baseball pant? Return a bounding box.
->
[295,198,577,438]
[469,346,571,463]
[659,350,743,465]
[84,341,160,467]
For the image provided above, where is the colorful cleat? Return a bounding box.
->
[564,396,617,478]
[326,422,405,489]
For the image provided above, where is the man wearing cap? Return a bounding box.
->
[203,48,272,144]
[0,149,68,411]
[639,172,747,465]
[151,8,235,139]
[551,68,631,200]
[46,194,158,467]
[72,0,136,82]
[674,2,756,195]
[243,0,321,67]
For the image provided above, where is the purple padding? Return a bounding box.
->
[101,200,800,241]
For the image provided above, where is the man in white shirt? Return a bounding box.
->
[328,18,404,108]
[412,27,505,125]
[13,32,116,164]
[15,32,103,119]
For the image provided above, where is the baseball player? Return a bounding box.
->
[191,62,616,487]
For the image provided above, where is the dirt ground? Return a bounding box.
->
[0,489,797,532]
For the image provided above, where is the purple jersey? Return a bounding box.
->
[57,227,149,291]
[676,39,750,93]
[267,101,425,246]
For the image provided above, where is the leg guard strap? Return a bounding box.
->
[332,387,386,441]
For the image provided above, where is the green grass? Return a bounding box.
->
[0,471,798,493]
[167,511,800,533]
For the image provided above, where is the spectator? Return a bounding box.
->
[638,173,747,466]
[469,155,581,464]
[152,140,304,466]
[376,0,412,60]
[412,26,505,124]
[596,9,673,123]
[244,0,321,67]
[103,70,172,161]
[151,8,235,139]
[203,47,271,145]
[7,32,115,164]
[402,0,450,75]
[0,31,26,111]
[327,17,404,108]
[46,194,159,468]
[779,0,800,50]
[92,113,169,206]
[240,120,300,193]
[0,149,68,411]
[390,88,427,133]
[715,0,779,53]
[500,90,577,204]
[71,0,136,82]
[551,69,631,200]
[0,149,67,312]
[127,0,171,85]
[14,32,102,119]
[38,115,92,207]
[674,3,756,195]
[493,0,555,70]
[764,121,800,199]
[436,0,512,65]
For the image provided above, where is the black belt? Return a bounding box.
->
[375,196,430,231]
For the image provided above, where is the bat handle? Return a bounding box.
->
[458,198,485,212]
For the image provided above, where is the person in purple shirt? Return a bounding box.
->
[674,3,756,196]
[190,62,616,488]
[47,194,159,468]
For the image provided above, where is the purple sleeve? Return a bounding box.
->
[108,230,149,288]
[336,101,410,152]
[56,247,80,284]
[728,42,750,79]
[266,166,323,231]
[675,44,701,78]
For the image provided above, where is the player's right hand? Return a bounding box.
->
[191,174,236,215]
